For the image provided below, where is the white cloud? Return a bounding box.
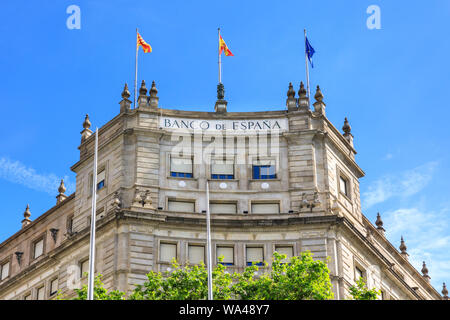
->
[383,153,393,160]
[383,205,450,290]
[362,161,438,209]
[0,157,74,195]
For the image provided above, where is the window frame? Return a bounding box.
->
[274,245,294,262]
[250,202,280,214]
[167,198,196,213]
[0,256,11,281]
[187,244,206,265]
[336,167,352,200]
[245,246,265,266]
[216,245,235,266]
[88,163,108,195]
[36,285,45,300]
[66,214,74,235]
[210,156,235,180]
[80,259,89,278]
[30,234,46,261]
[169,154,194,178]
[354,265,365,282]
[209,202,238,214]
[159,241,178,263]
[49,278,58,296]
[252,164,277,180]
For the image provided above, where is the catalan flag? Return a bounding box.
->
[219,35,233,56]
[137,32,152,53]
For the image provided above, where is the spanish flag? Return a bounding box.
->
[219,35,233,56]
[137,32,152,53]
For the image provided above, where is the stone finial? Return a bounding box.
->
[313,85,326,115]
[375,212,385,235]
[421,261,431,282]
[399,236,409,259]
[138,80,148,108]
[81,114,93,143]
[298,81,307,98]
[22,204,32,228]
[442,283,449,300]
[343,117,351,134]
[314,85,323,102]
[342,117,354,147]
[286,82,297,112]
[83,114,91,130]
[120,83,132,112]
[149,81,158,97]
[287,82,295,99]
[56,179,68,205]
[217,83,225,100]
[297,81,309,111]
[215,83,227,113]
[121,83,131,99]
[58,179,66,194]
[139,80,147,96]
[148,81,159,109]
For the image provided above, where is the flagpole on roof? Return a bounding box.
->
[134,28,139,109]
[304,29,311,107]
[206,181,213,300]
[87,127,98,300]
[218,28,222,84]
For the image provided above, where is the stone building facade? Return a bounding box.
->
[0,80,447,300]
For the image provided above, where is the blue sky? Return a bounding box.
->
[0,0,449,292]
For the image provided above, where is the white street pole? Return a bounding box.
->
[134,28,139,109]
[218,28,222,84]
[206,181,213,300]
[87,128,98,300]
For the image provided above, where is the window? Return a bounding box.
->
[217,246,234,266]
[170,156,193,178]
[211,158,234,179]
[252,160,276,179]
[210,203,237,214]
[246,247,264,266]
[37,286,45,300]
[355,266,364,281]
[33,239,44,259]
[168,200,195,212]
[80,259,89,278]
[0,261,10,280]
[251,203,280,214]
[188,245,205,265]
[160,243,177,262]
[339,176,349,197]
[97,168,105,191]
[67,216,74,234]
[50,279,58,296]
[274,246,293,262]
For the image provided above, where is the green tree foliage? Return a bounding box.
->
[348,277,381,300]
[72,273,125,300]
[129,251,333,300]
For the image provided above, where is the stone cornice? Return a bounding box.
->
[340,216,435,300]
[0,193,75,251]
[361,215,442,299]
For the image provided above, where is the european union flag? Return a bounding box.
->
[305,36,315,68]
